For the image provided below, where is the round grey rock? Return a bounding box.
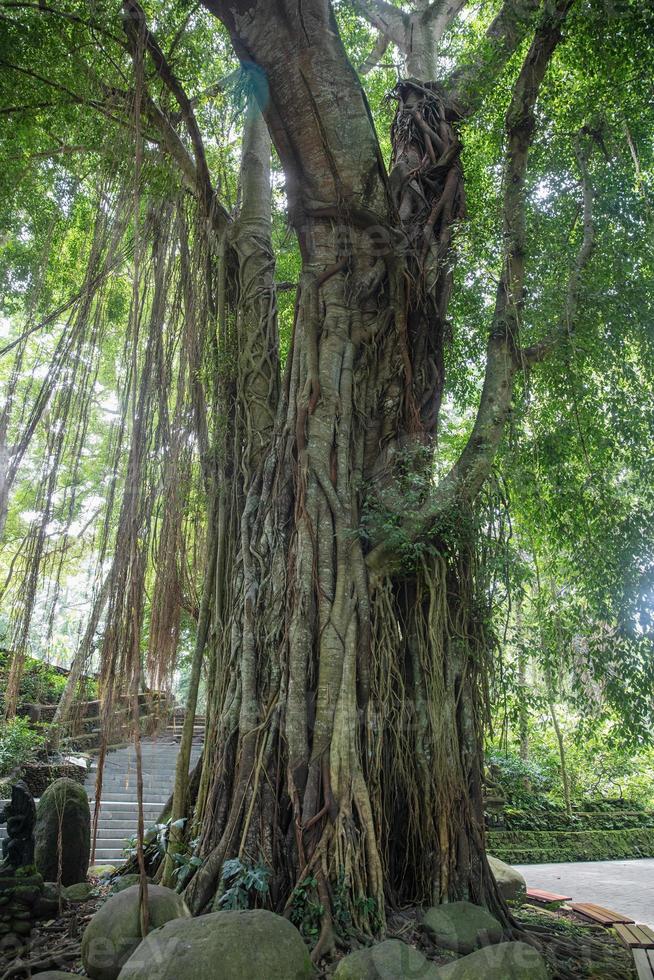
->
[438,941,548,979]
[117,908,312,980]
[420,901,503,954]
[334,939,438,978]
[63,880,94,902]
[487,855,526,904]
[111,874,153,894]
[82,884,189,980]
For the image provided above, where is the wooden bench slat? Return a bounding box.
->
[570,902,635,925]
[615,923,654,949]
[526,888,572,903]
[633,949,654,980]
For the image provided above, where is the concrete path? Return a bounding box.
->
[516,858,654,927]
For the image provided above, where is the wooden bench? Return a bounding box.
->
[614,923,654,949]
[569,902,635,926]
[633,949,654,980]
[526,888,572,905]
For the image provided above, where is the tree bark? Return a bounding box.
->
[183,0,573,937]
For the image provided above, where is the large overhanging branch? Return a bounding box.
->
[352,0,468,78]
[359,31,390,75]
[352,0,407,47]
[367,0,574,576]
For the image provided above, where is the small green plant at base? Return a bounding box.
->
[289,875,324,940]
[218,857,271,910]
[333,870,352,935]
[355,894,382,934]
[122,817,188,859]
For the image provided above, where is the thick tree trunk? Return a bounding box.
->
[183,1,502,936]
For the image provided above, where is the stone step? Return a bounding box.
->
[93,827,146,841]
[98,786,174,796]
[99,776,176,785]
[87,792,170,804]
[92,847,127,861]
[88,820,137,832]
[3,715,202,868]
[91,772,181,789]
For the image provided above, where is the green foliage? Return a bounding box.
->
[0,652,67,708]
[488,827,654,864]
[503,805,654,832]
[218,857,271,911]
[122,818,203,888]
[0,717,45,777]
[289,876,324,940]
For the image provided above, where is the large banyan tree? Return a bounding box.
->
[1,0,653,952]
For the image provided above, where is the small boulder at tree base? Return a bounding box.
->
[487,854,526,904]
[437,941,548,979]
[82,884,189,980]
[34,880,67,918]
[63,880,94,902]
[116,908,312,980]
[35,778,90,886]
[420,901,503,954]
[29,973,77,978]
[110,873,153,894]
[334,939,439,979]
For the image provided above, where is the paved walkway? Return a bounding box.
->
[516,858,654,927]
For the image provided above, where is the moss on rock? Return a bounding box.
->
[334,939,438,978]
[420,901,503,954]
[487,827,654,864]
[438,941,548,979]
[82,884,189,980]
[117,908,312,980]
[35,778,90,886]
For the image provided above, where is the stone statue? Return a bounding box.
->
[483,764,507,829]
[0,779,36,871]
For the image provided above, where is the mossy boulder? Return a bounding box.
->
[111,874,153,894]
[27,973,75,978]
[117,909,312,980]
[334,939,438,978]
[90,865,116,877]
[35,778,90,886]
[63,880,94,902]
[487,855,526,904]
[420,901,503,954]
[82,884,189,980]
[34,881,66,918]
[438,941,548,979]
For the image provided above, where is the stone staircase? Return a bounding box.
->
[85,713,204,865]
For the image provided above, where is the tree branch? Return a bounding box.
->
[444,0,543,119]
[359,31,390,75]
[351,0,407,47]
[423,0,468,31]
[367,0,574,576]
[522,133,595,365]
